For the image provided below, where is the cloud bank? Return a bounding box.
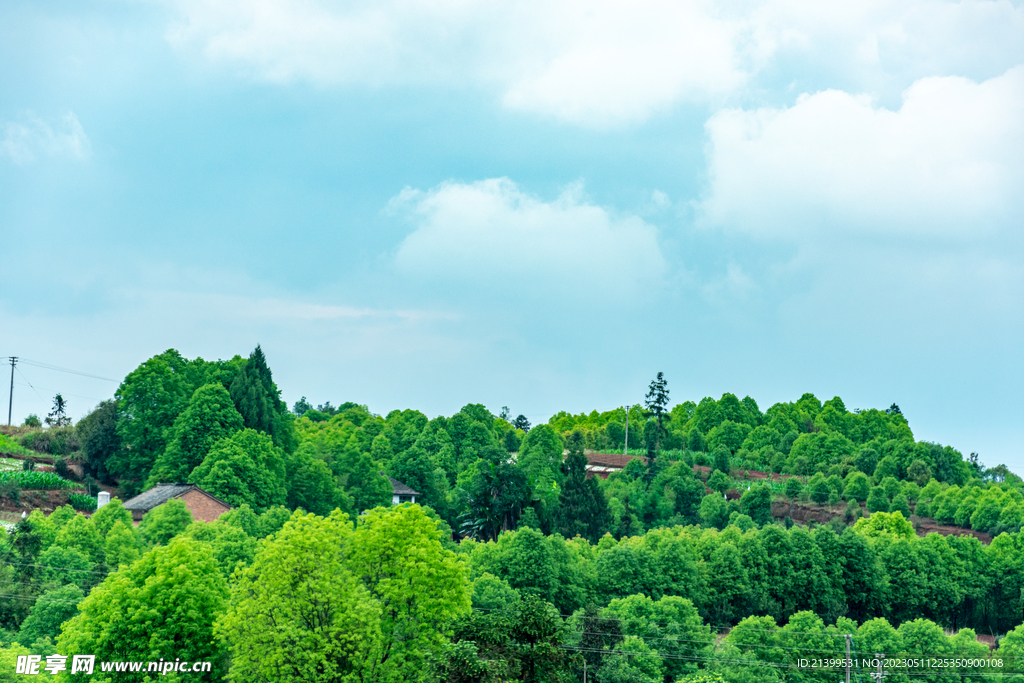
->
[165,0,1024,126]
[391,178,665,299]
[698,66,1024,240]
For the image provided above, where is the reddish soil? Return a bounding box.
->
[0,489,77,515]
[769,500,993,543]
[913,517,992,544]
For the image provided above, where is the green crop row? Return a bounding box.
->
[68,492,97,511]
[0,470,78,490]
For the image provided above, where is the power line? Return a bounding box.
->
[14,367,48,405]
[14,381,105,404]
[18,359,115,383]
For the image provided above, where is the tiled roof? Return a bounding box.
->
[123,483,195,511]
[388,476,420,496]
[122,483,231,511]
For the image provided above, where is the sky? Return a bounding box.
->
[1,0,1021,471]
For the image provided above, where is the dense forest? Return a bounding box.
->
[0,346,1022,682]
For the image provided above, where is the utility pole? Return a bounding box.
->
[844,634,851,683]
[7,357,15,427]
[623,405,629,456]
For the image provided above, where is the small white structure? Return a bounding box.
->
[97,491,111,509]
[387,477,419,505]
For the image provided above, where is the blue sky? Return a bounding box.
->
[1,0,1021,471]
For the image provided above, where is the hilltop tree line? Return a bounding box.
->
[3,350,1024,681]
[11,348,1018,544]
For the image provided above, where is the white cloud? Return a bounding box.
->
[0,112,90,163]
[163,0,758,127]
[697,66,1024,239]
[391,178,665,299]
[164,0,1024,127]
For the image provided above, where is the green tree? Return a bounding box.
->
[557,432,610,542]
[808,473,830,505]
[517,424,564,492]
[906,460,932,486]
[139,498,193,545]
[711,445,731,474]
[229,345,295,452]
[188,429,287,512]
[879,476,901,499]
[217,510,382,683]
[699,494,729,530]
[705,544,749,624]
[740,484,773,526]
[853,511,915,540]
[18,585,84,644]
[37,546,94,588]
[183,521,257,578]
[784,477,803,499]
[598,636,662,683]
[707,470,731,494]
[89,499,133,537]
[54,515,103,564]
[352,504,472,682]
[76,400,121,483]
[463,448,532,541]
[335,448,393,513]
[891,493,911,519]
[866,486,890,513]
[874,455,900,482]
[287,444,347,516]
[471,574,520,611]
[111,350,204,493]
[601,594,712,681]
[103,521,141,568]
[643,372,670,451]
[444,595,577,683]
[57,537,229,680]
[45,393,71,428]
[146,383,244,486]
[687,427,706,452]
[707,421,750,455]
[843,472,871,502]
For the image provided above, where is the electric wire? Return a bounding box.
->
[18,359,115,383]
[13,367,46,405]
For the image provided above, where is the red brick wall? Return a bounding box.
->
[177,489,230,523]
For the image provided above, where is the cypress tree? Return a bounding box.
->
[230,345,294,451]
[556,431,610,542]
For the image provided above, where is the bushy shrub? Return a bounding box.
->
[21,427,80,456]
[0,480,20,504]
[55,458,72,479]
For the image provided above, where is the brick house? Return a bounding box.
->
[122,483,232,523]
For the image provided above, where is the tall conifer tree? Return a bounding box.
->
[556,431,610,542]
[229,345,295,452]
